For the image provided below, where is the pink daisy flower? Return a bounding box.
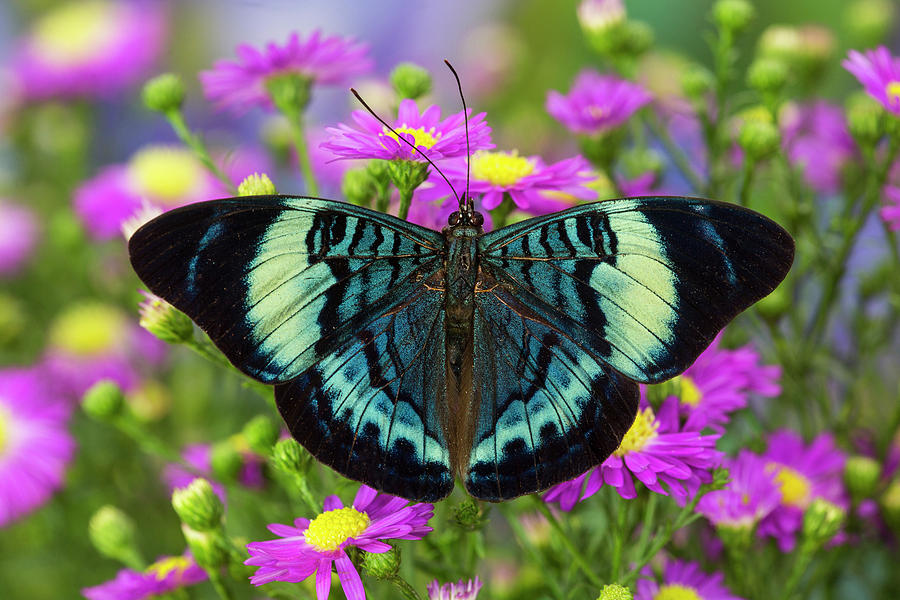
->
[843,46,900,115]
[0,368,75,527]
[200,30,373,115]
[882,185,900,231]
[10,0,166,100]
[416,151,596,211]
[757,430,848,552]
[780,101,857,194]
[82,552,207,600]
[544,395,723,510]
[636,559,743,600]
[245,484,434,600]
[0,199,39,278]
[671,334,781,433]
[322,98,493,162]
[427,576,483,600]
[546,70,652,135]
[696,450,782,530]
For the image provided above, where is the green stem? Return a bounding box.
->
[500,505,565,600]
[737,157,756,207]
[609,495,629,582]
[389,574,424,600]
[164,109,237,194]
[397,186,414,220]
[288,112,319,197]
[207,570,236,600]
[705,28,736,198]
[531,496,606,590]
[643,113,706,193]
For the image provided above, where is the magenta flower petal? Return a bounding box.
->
[843,46,900,115]
[547,69,652,135]
[0,199,39,277]
[82,552,207,600]
[635,558,743,600]
[780,101,856,194]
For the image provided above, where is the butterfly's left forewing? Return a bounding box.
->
[129,196,454,501]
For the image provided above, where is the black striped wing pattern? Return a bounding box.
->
[129,197,455,500]
[463,197,794,500]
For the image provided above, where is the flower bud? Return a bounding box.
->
[736,109,780,161]
[88,505,140,565]
[801,498,845,544]
[712,0,755,34]
[271,438,311,475]
[844,455,881,501]
[681,64,714,101]
[181,523,228,569]
[618,20,654,57]
[845,91,885,147]
[360,546,401,579]
[237,173,277,196]
[366,159,392,185]
[620,147,665,183]
[82,380,125,421]
[453,498,489,531]
[265,72,313,116]
[172,478,224,531]
[242,415,280,456]
[597,583,633,600]
[717,522,754,552]
[846,0,896,46]
[881,479,900,532]
[390,63,432,101]
[138,292,194,344]
[342,168,377,207]
[210,440,243,482]
[758,25,801,63]
[747,57,789,95]
[387,160,430,194]
[142,73,186,113]
[577,0,626,36]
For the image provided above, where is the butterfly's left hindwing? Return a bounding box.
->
[129,196,453,501]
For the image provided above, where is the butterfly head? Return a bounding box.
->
[448,196,484,229]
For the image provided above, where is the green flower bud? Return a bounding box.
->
[88,505,141,566]
[181,523,228,569]
[881,479,900,532]
[138,293,194,344]
[846,91,885,146]
[736,109,780,161]
[577,0,626,37]
[802,498,845,544]
[453,498,489,531]
[620,147,665,182]
[210,440,243,482]
[747,57,789,95]
[367,159,392,184]
[846,0,896,46]
[242,415,280,456]
[598,583,633,600]
[681,64,714,101]
[712,0,755,34]
[82,380,125,421]
[717,522,754,552]
[142,73,186,113]
[271,437,310,475]
[172,478,224,531]
[390,62,432,101]
[237,173,277,197]
[360,546,401,579]
[342,168,377,207]
[618,20,654,57]
[844,456,881,501]
[386,160,430,194]
[265,73,313,116]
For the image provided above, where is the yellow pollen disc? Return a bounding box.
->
[614,407,659,457]
[674,375,702,407]
[304,506,370,552]
[886,81,900,102]
[49,302,127,356]
[383,125,440,150]
[0,404,9,455]
[129,146,206,205]
[768,463,812,508]
[470,150,535,187]
[147,555,192,580]
[654,583,703,600]
[31,1,119,66]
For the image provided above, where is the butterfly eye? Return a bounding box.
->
[448,211,461,226]
[471,212,484,227]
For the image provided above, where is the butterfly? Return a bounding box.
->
[128,193,793,502]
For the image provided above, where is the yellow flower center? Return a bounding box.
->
[304,506,370,552]
[613,407,659,457]
[654,583,703,600]
[31,1,119,66]
[674,375,702,407]
[768,463,812,508]
[49,302,127,356]
[0,404,9,455]
[470,151,535,187]
[128,146,206,205]
[147,555,192,581]
[886,81,900,103]
[383,125,440,150]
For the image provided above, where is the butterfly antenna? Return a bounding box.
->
[444,60,471,215]
[349,88,460,207]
